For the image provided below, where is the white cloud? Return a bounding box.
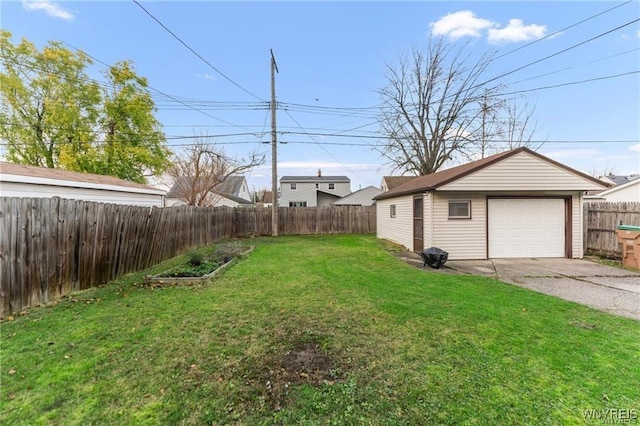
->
[629,143,640,153]
[430,10,495,40]
[488,19,546,44]
[194,73,216,80]
[22,0,74,20]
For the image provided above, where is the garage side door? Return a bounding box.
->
[488,198,565,258]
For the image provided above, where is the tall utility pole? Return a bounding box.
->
[270,49,279,237]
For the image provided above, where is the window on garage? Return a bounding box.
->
[448,200,471,219]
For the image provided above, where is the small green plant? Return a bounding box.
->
[187,251,204,267]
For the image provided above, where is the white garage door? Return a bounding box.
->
[488,198,565,258]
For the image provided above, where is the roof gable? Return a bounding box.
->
[166,175,247,198]
[439,150,609,192]
[217,175,246,196]
[375,148,608,200]
[381,176,415,190]
[333,185,381,206]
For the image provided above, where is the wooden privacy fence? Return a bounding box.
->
[584,201,640,255]
[0,197,376,317]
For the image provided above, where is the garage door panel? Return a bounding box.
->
[489,199,565,258]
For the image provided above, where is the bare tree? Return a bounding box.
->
[477,91,505,159]
[167,136,265,206]
[589,165,618,179]
[377,36,542,173]
[499,95,543,152]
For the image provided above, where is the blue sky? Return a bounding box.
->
[2,0,639,192]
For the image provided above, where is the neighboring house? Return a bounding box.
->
[374,147,608,260]
[0,162,166,207]
[333,185,381,206]
[256,190,273,208]
[380,176,416,192]
[279,170,350,207]
[166,175,254,207]
[598,174,640,187]
[585,174,640,202]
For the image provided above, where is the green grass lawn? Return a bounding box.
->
[2,235,639,425]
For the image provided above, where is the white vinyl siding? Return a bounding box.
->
[439,151,607,192]
[573,193,583,257]
[376,195,414,250]
[280,180,351,207]
[597,181,640,202]
[431,193,487,260]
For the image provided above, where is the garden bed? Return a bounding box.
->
[143,242,254,286]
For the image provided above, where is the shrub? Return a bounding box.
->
[187,251,204,267]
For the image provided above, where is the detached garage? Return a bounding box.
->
[374,148,609,260]
[0,162,166,207]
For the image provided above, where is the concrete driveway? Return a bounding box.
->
[398,254,640,321]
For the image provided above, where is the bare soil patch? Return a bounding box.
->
[253,338,345,410]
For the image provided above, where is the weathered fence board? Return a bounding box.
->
[584,201,640,255]
[0,198,375,317]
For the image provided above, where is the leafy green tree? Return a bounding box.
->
[0,31,170,183]
[0,30,100,169]
[90,61,170,183]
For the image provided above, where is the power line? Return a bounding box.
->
[281,110,380,186]
[499,70,639,96]
[132,0,264,101]
[5,139,635,150]
[476,17,640,90]
[494,0,635,60]
[58,40,264,134]
[4,66,634,142]
[509,47,640,86]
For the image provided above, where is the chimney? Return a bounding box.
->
[317,168,322,178]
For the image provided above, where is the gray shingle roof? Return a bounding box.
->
[606,174,640,186]
[166,175,250,202]
[280,176,350,182]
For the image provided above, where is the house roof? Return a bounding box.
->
[595,176,640,197]
[382,176,416,190]
[216,175,246,195]
[333,185,382,206]
[0,161,164,195]
[375,147,609,201]
[166,175,248,200]
[601,174,640,186]
[280,175,350,183]
[221,193,254,205]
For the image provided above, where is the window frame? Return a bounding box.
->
[290,183,297,191]
[448,200,471,220]
[328,183,335,190]
[390,204,396,218]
